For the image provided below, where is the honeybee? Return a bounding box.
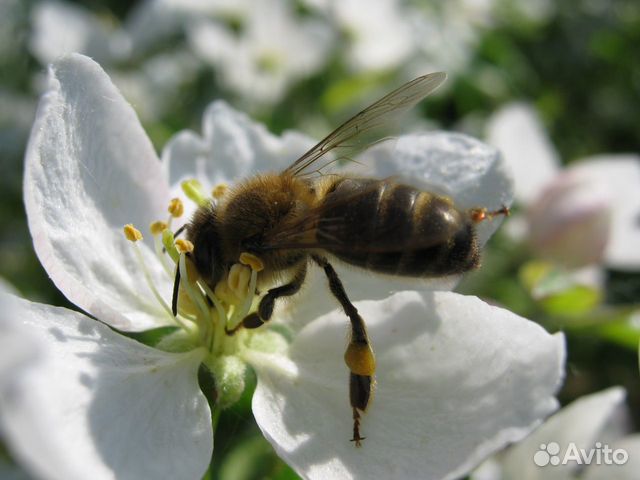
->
[174,72,509,446]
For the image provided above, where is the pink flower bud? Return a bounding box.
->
[527,168,612,268]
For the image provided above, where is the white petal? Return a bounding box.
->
[583,435,640,480]
[498,387,626,480]
[0,293,39,390]
[0,295,212,480]
[24,53,174,330]
[570,156,640,270]
[249,290,565,480]
[486,103,560,205]
[162,100,314,190]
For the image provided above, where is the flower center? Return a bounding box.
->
[122,181,284,408]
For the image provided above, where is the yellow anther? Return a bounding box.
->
[344,342,376,376]
[123,224,143,242]
[175,239,194,253]
[168,198,184,218]
[212,183,228,199]
[150,221,168,236]
[227,263,252,298]
[239,252,264,272]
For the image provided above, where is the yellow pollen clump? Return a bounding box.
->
[123,224,143,242]
[239,252,264,272]
[227,263,252,298]
[149,220,168,236]
[175,239,194,253]
[168,198,184,218]
[344,342,376,376]
[212,183,228,199]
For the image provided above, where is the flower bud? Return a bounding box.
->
[527,168,612,268]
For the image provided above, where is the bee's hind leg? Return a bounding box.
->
[226,262,308,334]
[312,255,375,447]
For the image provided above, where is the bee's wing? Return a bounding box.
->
[284,72,447,177]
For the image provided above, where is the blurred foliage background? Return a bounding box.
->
[1,0,639,478]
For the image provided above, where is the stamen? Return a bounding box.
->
[239,252,264,272]
[168,198,184,218]
[178,253,209,320]
[182,179,209,206]
[215,281,242,305]
[228,263,252,299]
[150,221,172,276]
[122,229,175,323]
[124,224,143,242]
[226,263,259,332]
[150,221,168,236]
[162,229,180,263]
[212,183,228,200]
[197,280,229,353]
[176,239,195,254]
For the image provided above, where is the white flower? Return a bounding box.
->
[487,102,640,270]
[473,387,640,480]
[5,53,566,479]
[328,0,415,73]
[188,0,332,106]
[29,0,200,122]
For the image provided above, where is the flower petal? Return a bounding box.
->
[24,53,174,330]
[0,294,212,480]
[249,290,565,480]
[486,103,560,205]
[583,435,640,480]
[164,100,315,186]
[497,387,626,480]
[0,293,39,390]
[570,156,640,270]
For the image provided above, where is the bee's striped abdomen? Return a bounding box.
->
[317,178,480,277]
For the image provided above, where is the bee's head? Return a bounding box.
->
[187,204,226,287]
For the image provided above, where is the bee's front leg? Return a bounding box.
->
[312,255,375,447]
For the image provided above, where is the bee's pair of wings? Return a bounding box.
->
[264,72,447,252]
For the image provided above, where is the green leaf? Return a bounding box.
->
[540,285,602,317]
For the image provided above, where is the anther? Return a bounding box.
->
[239,252,264,272]
[168,198,185,218]
[212,183,228,199]
[124,224,143,242]
[150,220,168,236]
[175,239,194,254]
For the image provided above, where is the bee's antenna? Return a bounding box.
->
[171,263,181,317]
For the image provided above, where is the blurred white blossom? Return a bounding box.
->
[188,0,332,106]
[473,387,640,480]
